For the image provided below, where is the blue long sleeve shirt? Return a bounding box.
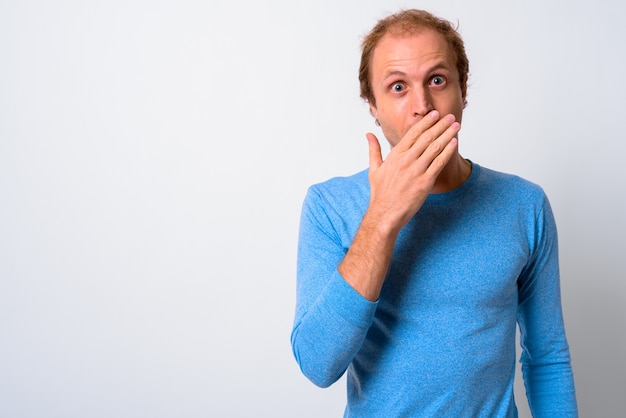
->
[291,163,577,417]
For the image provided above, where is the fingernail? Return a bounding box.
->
[429,110,439,119]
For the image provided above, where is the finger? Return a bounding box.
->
[411,120,460,174]
[394,110,440,151]
[424,136,459,177]
[407,114,457,157]
[423,121,461,160]
[366,132,383,171]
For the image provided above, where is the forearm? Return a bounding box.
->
[292,187,379,387]
[341,112,460,300]
[338,209,400,301]
[523,360,578,417]
[292,111,460,386]
[291,271,377,387]
[292,208,400,385]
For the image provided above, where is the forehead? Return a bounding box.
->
[371,29,456,73]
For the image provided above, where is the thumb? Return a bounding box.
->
[366,132,383,171]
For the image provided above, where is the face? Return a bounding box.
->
[368,29,466,147]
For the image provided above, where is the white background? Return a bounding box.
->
[1,0,625,417]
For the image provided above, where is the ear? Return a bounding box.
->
[369,102,378,120]
[461,75,468,107]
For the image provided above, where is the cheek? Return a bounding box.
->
[435,93,463,118]
[454,97,465,121]
[380,117,410,147]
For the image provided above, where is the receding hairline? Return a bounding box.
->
[359,10,470,107]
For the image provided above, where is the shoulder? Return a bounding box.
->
[470,164,558,256]
[302,168,369,227]
[306,168,369,208]
[474,164,547,203]
[308,168,369,195]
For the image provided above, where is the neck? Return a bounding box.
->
[431,153,472,194]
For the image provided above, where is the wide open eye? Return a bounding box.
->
[391,82,405,93]
[430,75,446,86]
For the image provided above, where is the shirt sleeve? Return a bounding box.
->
[290,186,378,388]
[517,194,578,417]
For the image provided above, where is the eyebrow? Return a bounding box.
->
[382,70,408,80]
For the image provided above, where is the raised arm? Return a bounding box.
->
[291,111,460,386]
[339,111,460,301]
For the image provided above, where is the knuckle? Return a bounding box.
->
[428,140,442,154]
[432,156,446,170]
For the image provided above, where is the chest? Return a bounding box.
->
[382,204,530,312]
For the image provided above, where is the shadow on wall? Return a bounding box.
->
[564,252,626,417]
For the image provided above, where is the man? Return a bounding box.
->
[291,9,577,417]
